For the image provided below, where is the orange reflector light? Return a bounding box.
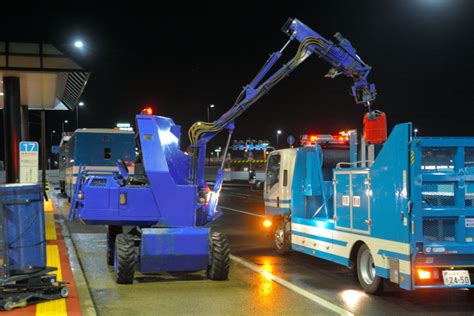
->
[263,219,272,228]
[417,269,431,280]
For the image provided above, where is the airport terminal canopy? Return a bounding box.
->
[0,41,90,110]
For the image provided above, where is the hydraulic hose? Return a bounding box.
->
[188,36,326,145]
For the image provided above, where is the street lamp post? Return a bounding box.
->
[414,128,419,137]
[76,101,84,129]
[62,120,68,135]
[276,130,282,148]
[207,104,215,122]
[50,130,56,148]
[49,130,56,170]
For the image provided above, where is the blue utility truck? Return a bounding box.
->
[59,129,135,198]
[264,127,474,293]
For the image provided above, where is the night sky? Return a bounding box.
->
[1,1,473,155]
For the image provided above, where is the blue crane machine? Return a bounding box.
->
[69,18,377,283]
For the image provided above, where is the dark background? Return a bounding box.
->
[1,1,473,155]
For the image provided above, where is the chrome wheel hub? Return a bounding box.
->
[360,249,376,285]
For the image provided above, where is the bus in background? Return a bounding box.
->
[59,129,135,198]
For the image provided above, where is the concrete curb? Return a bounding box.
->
[60,217,97,316]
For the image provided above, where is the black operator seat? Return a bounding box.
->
[118,158,149,186]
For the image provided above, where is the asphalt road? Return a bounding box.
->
[216,183,474,315]
[62,182,474,315]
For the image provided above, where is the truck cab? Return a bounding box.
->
[264,135,351,254]
[264,148,297,218]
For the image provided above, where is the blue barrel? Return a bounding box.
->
[0,183,46,273]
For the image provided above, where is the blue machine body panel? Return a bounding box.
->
[136,115,199,227]
[139,227,210,273]
[274,123,474,291]
[75,115,216,227]
[0,184,46,271]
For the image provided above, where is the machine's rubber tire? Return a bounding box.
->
[351,262,359,282]
[114,233,135,284]
[3,301,13,311]
[357,244,384,294]
[207,232,230,281]
[274,217,291,255]
[60,286,70,298]
[107,225,123,265]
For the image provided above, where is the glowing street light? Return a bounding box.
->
[62,120,69,135]
[74,40,84,48]
[77,101,85,128]
[207,104,215,122]
[276,130,283,148]
[414,128,419,137]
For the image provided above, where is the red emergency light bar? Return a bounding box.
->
[301,131,351,146]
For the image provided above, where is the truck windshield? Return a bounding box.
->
[266,154,281,189]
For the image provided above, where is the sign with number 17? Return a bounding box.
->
[19,141,39,183]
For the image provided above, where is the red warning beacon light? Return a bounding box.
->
[141,105,154,115]
[363,110,387,144]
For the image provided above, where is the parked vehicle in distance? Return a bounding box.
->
[59,129,135,198]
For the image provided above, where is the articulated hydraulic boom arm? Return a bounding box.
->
[189,18,376,145]
[190,18,377,202]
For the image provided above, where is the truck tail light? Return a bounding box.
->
[417,268,431,280]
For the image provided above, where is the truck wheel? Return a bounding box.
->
[357,244,383,294]
[207,232,230,280]
[107,225,123,265]
[114,234,135,284]
[274,218,291,255]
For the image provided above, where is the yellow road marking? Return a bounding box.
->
[36,245,67,316]
[45,213,57,241]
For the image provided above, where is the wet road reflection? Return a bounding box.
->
[217,184,474,315]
